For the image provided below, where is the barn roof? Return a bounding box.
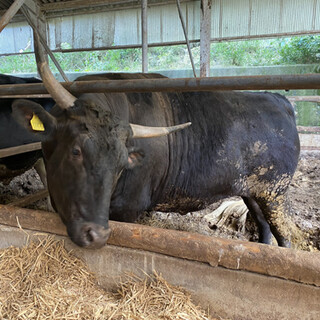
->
[1,0,319,56]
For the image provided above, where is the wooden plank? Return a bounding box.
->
[288,96,320,103]
[297,126,320,133]
[7,189,49,207]
[0,142,42,158]
[299,133,320,149]
[0,94,51,99]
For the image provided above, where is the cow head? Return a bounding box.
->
[12,63,190,249]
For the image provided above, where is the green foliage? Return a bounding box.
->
[49,47,142,73]
[210,39,281,66]
[277,36,320,64]
[0,54,37,73]
[295,102,320,126]
[148,46,189,70]
[0,35,319,74]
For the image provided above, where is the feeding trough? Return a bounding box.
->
[0,204,319,320]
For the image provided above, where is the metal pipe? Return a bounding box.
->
[176,0,197,78]
[141,0,148,73]
[0,0,26,33]
[0,74,320,96]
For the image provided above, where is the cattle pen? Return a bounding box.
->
[1,0,320,319]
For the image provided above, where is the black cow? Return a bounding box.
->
[12,70,300,249]
[0,74,54,182]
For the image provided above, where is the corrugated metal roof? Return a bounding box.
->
[1,0,320,55]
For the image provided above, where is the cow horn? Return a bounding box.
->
[130,122,191,138]
[39,62,76,109]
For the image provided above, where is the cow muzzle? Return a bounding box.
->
[67,221,111,249]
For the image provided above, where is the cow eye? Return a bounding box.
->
[71,147,81,157]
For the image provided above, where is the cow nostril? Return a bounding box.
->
[209,224,218,230]
[84,227,98,244]
[79,224,110,249]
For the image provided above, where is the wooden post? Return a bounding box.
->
[141,0,148,73]
[0,0,26,33]
[200,0,212,77]
[21,2,69,82]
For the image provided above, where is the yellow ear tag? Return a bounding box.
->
[30,113,45,131]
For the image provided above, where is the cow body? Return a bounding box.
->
[0,74,54,181]
[12,73,300,248]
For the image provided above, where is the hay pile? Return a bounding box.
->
[0,237,215,320]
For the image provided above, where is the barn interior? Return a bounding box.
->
[0,1,320,319]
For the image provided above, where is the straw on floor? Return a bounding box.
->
[0,236,215,320]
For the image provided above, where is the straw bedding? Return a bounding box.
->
[0,237,216,320]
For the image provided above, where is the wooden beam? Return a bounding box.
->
[287,96,320,103]
[0,94,51,99]
[0,0,26,33]
[21,4,70,82]
[297,126,320,133]
[0,142,41,159]
[7,189,49,208]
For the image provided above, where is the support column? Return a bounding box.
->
[22,0,69,82]
[141,0,148,73]
[200,0,212,77]
[23,0,48,69]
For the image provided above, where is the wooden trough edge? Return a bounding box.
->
[0,204,319,287]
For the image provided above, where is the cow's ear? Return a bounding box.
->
[12,99,57,140]
[127,148,144,169]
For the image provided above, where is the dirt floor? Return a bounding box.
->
[0,150,319,251]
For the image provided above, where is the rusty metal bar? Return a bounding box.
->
[141,0,148,73]
[0,204,319,287]
[176,0,197,78]
[0,74,320,96]
[0,0,26,33]
[0,142,41,158]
